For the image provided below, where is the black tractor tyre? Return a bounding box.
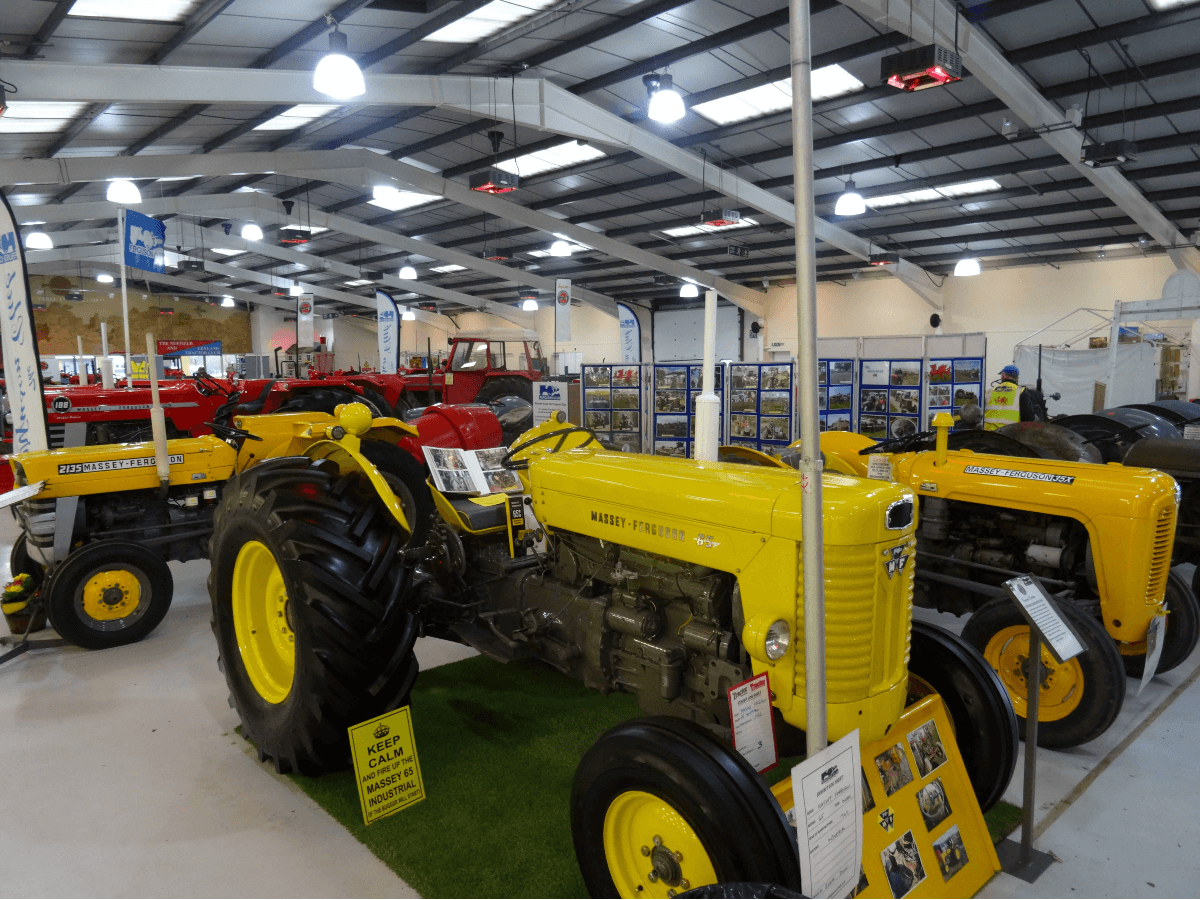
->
[276,387,387,418]
[44,540,174,650]
[571,717,802,898]
[358,440,435,546]
[475,375,534,445]
[1121,569,1200,678]
[208,456,420,775]
[962,598,1126,748]
[907,621,1019,812]
[10,531,45,593]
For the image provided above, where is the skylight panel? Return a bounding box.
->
[864,179,1002,210]
[252,105,340,132]
[423,0,558,43]
[691,66,864,126]
[0,102,87,134]
[369,186,439,212]
[280,224,329,235]
[68,0,201,21]
[211,248,244,256]
[662,218,757,238]
[430,264,467,274]
[494,142,607,177]
[344,279,372,287]
[1147,0,1198,9]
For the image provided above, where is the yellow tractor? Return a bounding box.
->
[205,406,1020,896]
[819,414,1182,748]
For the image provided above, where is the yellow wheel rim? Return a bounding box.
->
[81,569,142,621]
[984,625,1083,722]
[232,541,295,705]
[602,791,718,899]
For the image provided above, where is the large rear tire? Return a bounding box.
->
[208,456,419,774]
[962,597,1125,748]
[476,375,534,445]
[358,440,435,546]
[571,717,801,899]
[907,621,1018,812]
[1120,569,1200,677]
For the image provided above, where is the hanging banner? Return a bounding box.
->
[123,209,166,274]
[0,197,50,454]
[157,339,223,358]
[297,295,314,347]
[555,278,571,342]
[618,302,640,363]
[376,289,400,375]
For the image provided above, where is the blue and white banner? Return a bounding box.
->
[376,289,399,374]
[123,209,166,274]
[555,278,571,343]
[0,197,50,453]
[618,302,640,363]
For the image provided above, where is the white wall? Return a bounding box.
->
[531,301,622,363]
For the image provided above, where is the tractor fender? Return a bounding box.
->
[302,439,412,538]
[818,431,874,476]
[395,402,503,460]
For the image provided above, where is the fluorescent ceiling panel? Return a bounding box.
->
[280,224,329,235]
[252,105,340,131]
[1148,0,1197,8]
[864,178,1002,209]
[495,142,607,177]
[211,248,244,256]
[691,66,864,126]
[369,186,439,212]
[662,218,757,238]
[344,279,372,286]
[430,264,467,274]
[68,0,201,21]
[423,0,558,43]
[0,102,87,133]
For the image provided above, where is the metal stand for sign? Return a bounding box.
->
[994,575,1085,883]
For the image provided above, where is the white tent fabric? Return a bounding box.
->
[1014,344,1156,416]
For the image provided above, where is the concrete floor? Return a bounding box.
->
[1,509,1196,897]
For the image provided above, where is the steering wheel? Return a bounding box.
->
[500,426,598,470]
[205,420,264,442]
[858,430,935,456]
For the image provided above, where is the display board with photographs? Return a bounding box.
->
[859,359,923,442]
[925,357,983,430]
[652,364,723,457]
[583,364,644,454]
[818,358,855,434]
[728,362,794,456]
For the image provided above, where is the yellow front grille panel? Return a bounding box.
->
[794,535,914,703]
[1146,501,1175,605]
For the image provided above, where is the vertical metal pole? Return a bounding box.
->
[790,0,828,755]
[75,335,85,384]
[1021,633,1041,867]
[694,289,720,461]
[1105,298,1121,405]
[118,207,132,389]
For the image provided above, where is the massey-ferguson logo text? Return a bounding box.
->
[883,545,909,578]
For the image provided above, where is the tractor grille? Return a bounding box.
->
[48,424,66,449]
[795,536,914,703]
[17,497,57,561]
[1146,501,1175,605]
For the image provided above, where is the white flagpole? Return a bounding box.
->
[119,207,133,389]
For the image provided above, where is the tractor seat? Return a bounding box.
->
[235,379,278,415]
[444,494,511,532]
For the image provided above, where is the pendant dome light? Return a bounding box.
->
[97,272,114,284]
[834,179,865,216]
[953,255,981,277]
[644,73,685,124]
[221,295,235,307]
[289,282,303,296]
[313,16,365,99]
[679,283,699,298]
[549,240,573,257]
[521,297,539,312]
[401,307,416,321]
[241,222,264,241]
[106,179,142,205]
[399,263,418,280]
[25,231,53,250]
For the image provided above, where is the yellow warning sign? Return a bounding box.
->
[348,705,425,826]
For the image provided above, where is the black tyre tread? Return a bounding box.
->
[277,387,387,418]
[909,621,1019,812]
[962,598,1126,748]
[358,440,435,546]
[10,532,44,592]
[475,374,534,403]
[44,540,174,650]
[1122,569,1200,677]
[208,456,418,775]
[571,716,801,898]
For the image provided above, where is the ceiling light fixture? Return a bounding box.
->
[549,240,573,257]
[106,179,142,205]
[97,272,114,284]
[882,44,963,92]
[290,282,303,296]
[399,264,418,280]
[221,295,235,307]
[834,179,865,216]
[644,73,685,124]
[679,283,699,298]
[401,307,416,321]
[24,231,53,250]
[953,255,981,277]
[470,168,519,194]
[521,294,539,311]
[241,223,264,241]
[313,18,365,99]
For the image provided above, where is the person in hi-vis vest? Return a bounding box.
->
[984,365,1044,430]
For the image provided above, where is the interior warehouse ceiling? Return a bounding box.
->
[2,0,1200,321]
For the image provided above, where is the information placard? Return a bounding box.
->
[1003,575,1086,664]
[727,672,777,773]
[348,706,425,825]
[791,729,862,900]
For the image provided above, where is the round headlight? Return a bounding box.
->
[765,619,791,660]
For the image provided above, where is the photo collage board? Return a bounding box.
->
[925,358,984,430]
[583,364,645,454]
[727,362,795,454]
[859,359,924,441]
[652,364,724,458]
[818,358,855,434]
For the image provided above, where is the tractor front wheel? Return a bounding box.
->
[208,457,419,774]
[44,540,173,650]
[962,597,1125,748]
[572,717,801,899]
[1119,569,1200,678]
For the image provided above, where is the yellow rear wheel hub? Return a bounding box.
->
[602,791,718,898]
[81,569,142,621]
[985,624,1083,722]
[232,541,295,705]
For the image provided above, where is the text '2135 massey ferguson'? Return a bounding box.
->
[203,408,1020,897]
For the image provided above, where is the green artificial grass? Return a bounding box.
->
[279,655,1027,897]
